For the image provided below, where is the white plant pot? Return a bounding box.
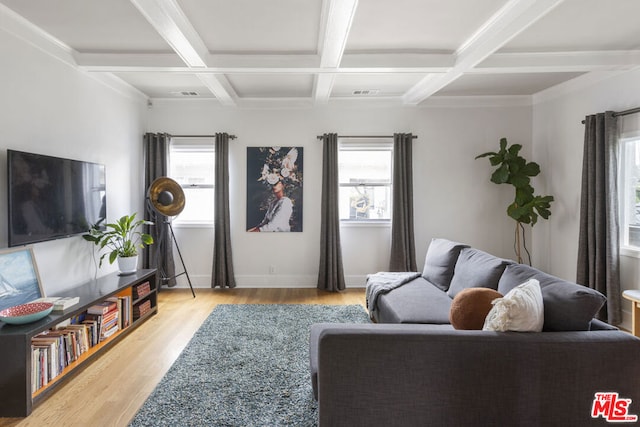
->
[117,255,138,275]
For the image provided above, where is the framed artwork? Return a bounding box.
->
[0,247,44,312]
[246,146,303,232]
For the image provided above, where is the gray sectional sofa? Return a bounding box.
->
[310,238,640,427]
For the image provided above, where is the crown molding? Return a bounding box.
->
[0,3,148,104]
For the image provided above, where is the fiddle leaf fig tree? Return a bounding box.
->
[476,138,554,264]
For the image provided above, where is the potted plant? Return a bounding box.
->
[83,213,154,274]
[476,138,554,265]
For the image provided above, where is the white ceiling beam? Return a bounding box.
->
[77,49,640,76]
[472,50,640,73]
[78,65,450,74]
[314,0,358,103]
[403,0,566,105]
[129,0,207,67]
[129,0,236,105]
[77,53,320,69]
[75,53,186,68]
[76,52,453,72]
[198,74,236,102]
[340,53,454,69]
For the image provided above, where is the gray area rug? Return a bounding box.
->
[129,304,371,426]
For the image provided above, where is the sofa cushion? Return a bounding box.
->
[421,238,469,292]
[375,277,453,324]
[497,263,606,331]
[447,248,512,298]
[449,287,503,330]
[483,279,544,332]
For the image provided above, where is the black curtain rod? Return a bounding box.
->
[316,135,418,139]
[580,107,640,124]
[171,134,237,139]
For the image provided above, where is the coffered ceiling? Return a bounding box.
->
[1,0,639,108]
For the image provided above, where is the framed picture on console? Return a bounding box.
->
[0,247,44,311]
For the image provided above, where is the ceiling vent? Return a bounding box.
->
[352,89,379,96]
[171,91,200,96]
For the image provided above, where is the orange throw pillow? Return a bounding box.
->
[449,287,503,330]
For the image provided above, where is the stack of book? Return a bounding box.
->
[133,300,152,320]
[31,296,80,312]
[85,300,119,342]
[133,281,151,300]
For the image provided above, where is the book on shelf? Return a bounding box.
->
[102,324,119,339]
[31,348,38,393]
[32,296,80,312]
[107,297,123,330]
[82,319,99,346]
[133,299,152,319]
[52,297,80,312]
[87,300,117,315]
[133,281,151,299]
[63,325,91,354]
[32,346,48,391]
[84,310,120,343]
[31,340,58,384]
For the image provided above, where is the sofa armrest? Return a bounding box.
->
[311,323,640,427]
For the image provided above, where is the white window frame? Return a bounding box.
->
[619,132,640,256]
[169,138,215,227]
[338,139,393,226]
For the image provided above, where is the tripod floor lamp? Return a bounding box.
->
[147,177,195,298]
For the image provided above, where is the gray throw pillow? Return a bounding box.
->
[421,238,469,291]
[497,263,606,331]
[447,248,512,299]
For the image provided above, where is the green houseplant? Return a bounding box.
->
[83,213,154,273]
[476,138,554,265]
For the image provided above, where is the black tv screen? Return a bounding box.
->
[7,150,106,247]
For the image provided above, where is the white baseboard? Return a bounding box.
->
[167,274,367,288]
[236,275,318,288]
[345,275,367,287]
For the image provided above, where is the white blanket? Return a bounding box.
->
[366,271,421,319]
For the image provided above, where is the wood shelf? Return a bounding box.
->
[0,269,158,417]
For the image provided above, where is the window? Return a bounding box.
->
[338,141,392,222]
[620,136,640,248]
[169,139,214,225]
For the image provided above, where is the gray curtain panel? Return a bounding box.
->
[212,132,236,288]
[143,132,177,287]
[389,133,417,272]
[577,112,621,325]
[317,133,346,291]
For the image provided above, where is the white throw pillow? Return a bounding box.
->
[483,278,544,332]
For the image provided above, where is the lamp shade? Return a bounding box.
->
[147,177,185,217]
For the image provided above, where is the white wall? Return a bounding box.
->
[148,100,532,288]
[532,69,640,331]
[0,28,148,294]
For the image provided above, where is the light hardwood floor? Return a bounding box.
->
[0,288,366,427]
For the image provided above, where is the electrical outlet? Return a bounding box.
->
[269,265,276,274]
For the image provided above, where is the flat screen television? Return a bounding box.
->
[7,150,106,247]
